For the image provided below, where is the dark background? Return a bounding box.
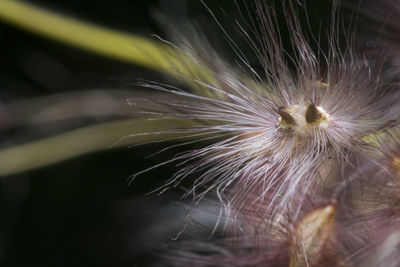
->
[0,1,342,266]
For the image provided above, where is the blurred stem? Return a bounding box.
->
[3,90,175,129]
[0,118,201,176]
[0,0,217,93]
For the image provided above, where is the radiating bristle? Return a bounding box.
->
[129,1,400,264]
[130,0,399,224]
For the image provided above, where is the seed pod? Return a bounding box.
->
[289,204,336,267]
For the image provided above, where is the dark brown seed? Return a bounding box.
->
[306,104,322,124]
[278,107,297,126]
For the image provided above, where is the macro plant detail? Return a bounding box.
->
[132,0,399,229]
[1,0,400,266]
[127,1,400,265]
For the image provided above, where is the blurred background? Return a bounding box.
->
[0,0,349,266]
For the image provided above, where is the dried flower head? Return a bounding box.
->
[159,190,345,266]
[325,132,400,266]
[130,0,400,228]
